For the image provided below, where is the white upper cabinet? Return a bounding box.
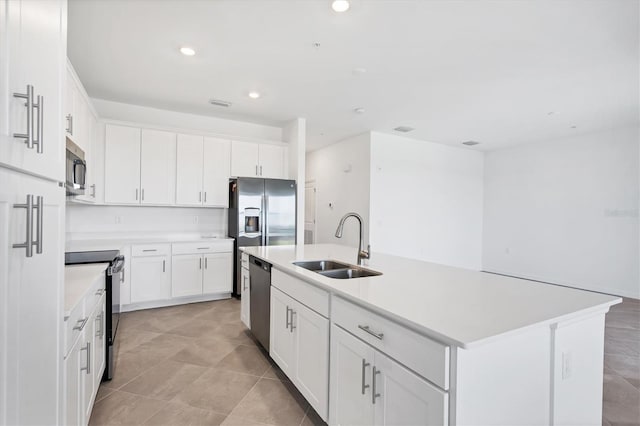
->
[231,140,286,179]
[176,134,204,206]
[104,124,141,204]
[231,141,260,178]
[176,134,230,207]
[203,137,230,207]
[259,144,285,179]
[1,0,66,181]
[140,129,176,205]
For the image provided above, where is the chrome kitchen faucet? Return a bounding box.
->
[335,212,370,266]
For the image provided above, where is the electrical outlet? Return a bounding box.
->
[562,351,572,380]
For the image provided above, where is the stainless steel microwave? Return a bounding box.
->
[66,139,86,196]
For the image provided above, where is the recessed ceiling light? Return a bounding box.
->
[331,0,350,12]
[462,140,480,146]
[248,91,261,99]
[354,107,365,114]
[180,46,196,56]
[394,126,414,133]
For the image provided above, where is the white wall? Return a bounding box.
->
[483,126,640,298]
[66,204,227,237]
[306,133,371,248]
[369,132,485,270]
[284,118,306,245]
[92,98,283,142]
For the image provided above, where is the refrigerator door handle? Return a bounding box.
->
[264,195,269,246]
[261,194,266,246]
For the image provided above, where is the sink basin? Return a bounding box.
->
[292,260,352,272]
[318,267,382,279]
[292,259,382,279]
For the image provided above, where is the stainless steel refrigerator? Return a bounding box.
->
[229,178,296,296]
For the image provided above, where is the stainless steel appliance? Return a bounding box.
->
[249,256,272,350]
[65,250,124,381]
[228,178,296,296]
[65,139,86,196]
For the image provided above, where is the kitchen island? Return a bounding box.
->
[241,243,620,426]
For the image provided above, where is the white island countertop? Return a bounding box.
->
[241,244,621,349]
[64,263,110,319]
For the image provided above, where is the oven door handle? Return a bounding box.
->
[108,255,125,275]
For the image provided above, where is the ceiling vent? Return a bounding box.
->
[209,99,232,108]
[393,126,414,133]
[462,140,480,146]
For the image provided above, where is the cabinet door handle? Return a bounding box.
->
[358,325,384,340]
[255,165,258,176]
[33,195,43,254]
[90,184,96,198]
[199,258,202,269]
[162,259,166,272]
[372,366,381,404]
[95,313,102,337]
[65,114,72,134]
[205,257,208,269]
[199,191,202,202]
[12,194,34,257]
[361,359,371,394]
[141,188,145,201]
[80,342,91,374]
[135,188,139,201]
[13,85,34,148]
[121,267,125,283]
[95,288,104,295]
[285,306,291,329]
[73,317,88,331]
[204,192,207,203]
[290,310,296,333]
[34,95,43,153]
[260,165,263,176]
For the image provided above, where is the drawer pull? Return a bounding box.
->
[142,249,157,252]
[95,288,104,295]
[358,325,384,340]
[372,366,381,404]
[73,317,88,331]
[361,359,370,394]
[197,247,210,250]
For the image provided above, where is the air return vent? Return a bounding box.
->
[209,99,232,108]
[393,126,414,133]
[462,140,480,146]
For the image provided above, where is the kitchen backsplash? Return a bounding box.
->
[66,204,227,236]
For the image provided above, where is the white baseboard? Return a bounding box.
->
[121,292,232,312]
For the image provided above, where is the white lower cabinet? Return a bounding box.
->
[240,266,250,328]
[130,244,171,303]
[64,290,106,426]
[270,286,329,421]
[171,254,203,297]
[171,242,234,298]
[203,253,233,294]
[330,325,447,426]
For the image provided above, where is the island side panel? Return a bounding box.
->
[454,326,551,425]
[551,312,606,426]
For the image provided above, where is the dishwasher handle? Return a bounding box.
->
[250,256,271,272]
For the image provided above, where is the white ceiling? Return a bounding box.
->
[68,0,639,151]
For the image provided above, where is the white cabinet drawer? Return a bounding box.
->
[172,240,233,255]
[64,302,86,358]
[332,297,450,390]
[271,268,329,317]
[131,244,171,257]
[241,252,249,269]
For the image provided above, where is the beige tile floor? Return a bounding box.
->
[90,297,640,426]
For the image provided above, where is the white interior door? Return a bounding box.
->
[329,325,375,426]
[104,124,141,204]
[140,129,176,205]
[171,254,203,297]
[203,137,230,207]
[176,134,204,206]
[304,182,316,244]
[231,141,259,177]
[130,256,170,303]
[259,144,285,178]
[202,253,232,294]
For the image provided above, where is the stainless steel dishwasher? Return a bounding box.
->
[249,256,271,351]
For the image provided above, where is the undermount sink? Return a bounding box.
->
[292,260,352,272]
[292,259,382,279]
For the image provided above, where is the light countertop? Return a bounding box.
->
[241,244,621,349]
[64,263,110,318]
